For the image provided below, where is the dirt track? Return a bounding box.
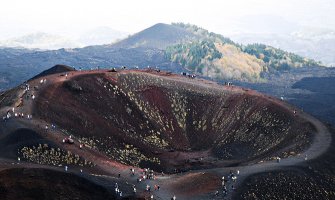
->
[0,69,332,200]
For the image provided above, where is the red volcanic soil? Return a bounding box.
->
[30,69,314,172]
[167,172,221,196]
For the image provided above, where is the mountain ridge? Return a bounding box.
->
[0,22,325,90]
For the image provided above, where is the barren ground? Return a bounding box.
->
[0,68,332,200]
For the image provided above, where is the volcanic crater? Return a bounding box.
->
[31,69,314,173]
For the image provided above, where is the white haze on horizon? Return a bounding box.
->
[0,0,334,40]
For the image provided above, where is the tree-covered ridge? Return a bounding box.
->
[243,44,323,71]
[165,40,222,73]
[165,40,266,82]
[172,22,237,46]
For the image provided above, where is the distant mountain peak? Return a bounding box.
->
[111,23,198,49]
[0,32,79,50]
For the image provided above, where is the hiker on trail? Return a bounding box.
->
[157,185,160,191]
[232,175,237,182]
[223,185,227,192]
[237,170,240,176]
[118,173,121,178]
[133,186,136,193]
[146,184,151,192]
[119,191,122,197]
[150,194,153,199]
[172,195,176,200]
[229,172,235,181]
[12,107,15,113]
[215,190,219,196]
[65,166,68,172]
[130,168,135,176]
[222,180,225,186]
[25,83,29,91]
[6,111,11,119]
[32,94,35,100]
[277,157,281,163]
[222,176,225,181]
[17,157,20,163]
[115,183,118,188]
[45,125,48,132]
[305,154,308,161]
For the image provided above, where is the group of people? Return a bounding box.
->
[40,79,47,84]
[2,107,32,122]
[2,80,38,122]
[137,168,155,181]
[224,81,233,86]
[127,167,167,200]
[115,183,123,198]
[25,93,36,100]
[181,72,196,79]
[276,156,281,163]
[216,170,240,197]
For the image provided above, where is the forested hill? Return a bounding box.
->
[243,44,321,71]
[165,23,323,82]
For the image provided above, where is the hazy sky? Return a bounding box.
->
[0,0,334,39]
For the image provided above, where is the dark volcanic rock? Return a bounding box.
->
[235,169,334,200]
[235,126,335,200]
[31,64,76,80]
[0,168,115,200]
